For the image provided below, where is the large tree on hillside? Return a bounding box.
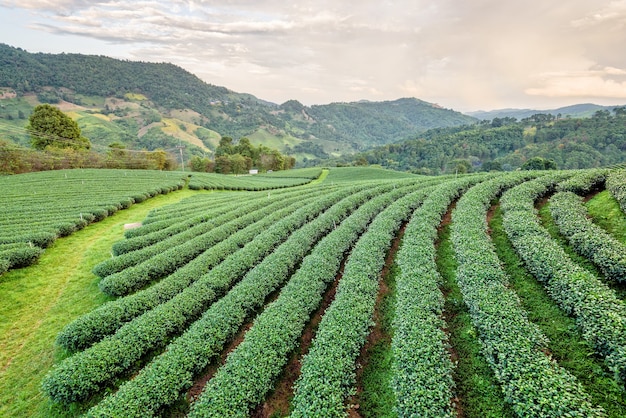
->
[27,104,91,150]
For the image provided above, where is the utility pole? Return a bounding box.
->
[176,141,185,171]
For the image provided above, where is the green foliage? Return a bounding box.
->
[304,98,476,148]
[607,169,626,213]
[325,166,419,182]
[0,169,185,273]
[187,184,410,417]
[451,173,604,417]
[290,185,433,417]
[0,243,44,271]
[356,110,626,173]
[43,186,361,404]
[550,191,626,282]
[490,204,626,418]
[437,224,515,417]
[556,168,608,195]
[0,45,475,155]
[521,156,557,170]
[27,104,90,150]
[82,185,379,415]
[355,124,525,174]
[391,176,482,417]
[586,190,626,244]
[6,166,624,416]
[187,170,318,191]
[57,188,331,352]
[500,174,626,387]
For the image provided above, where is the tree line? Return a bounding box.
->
[327,109,626,174]
[0,104,292,175]
[189,136,295,174]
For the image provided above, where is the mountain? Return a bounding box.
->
[0,44,476,161]
[466,103,624,121]
[345,110,626,174]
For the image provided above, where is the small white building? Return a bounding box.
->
[249,169,259,175]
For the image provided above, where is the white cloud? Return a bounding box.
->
[526,67,626,99]
[1,0,625,110]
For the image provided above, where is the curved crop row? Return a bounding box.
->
[93,187,327,278]
[607,169,626,213]
[43,185,382,404]
[289,184,435,417]
[501,175,626,386]
[255,167,323,179]
[96,187,337,296]
[113,185,329,255]
[82,183,413,416]
[0,169,186,273]
[111,197,263,255]
[0,243,44,274]
[451,173,603,417]
[134,187,301,229]
[187,185,430,418]
[556,168,609,195]
[56,189,337,352]
[550,191,626,282]
[96,200,264,276]
[391,176,484,417]
[187,172,317,191]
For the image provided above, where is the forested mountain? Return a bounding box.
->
[466,103,622,121]
[0,44,475,160]
[347,110,626,174]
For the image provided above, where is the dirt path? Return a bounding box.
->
[346,223,407,417]
[251,255,348,418]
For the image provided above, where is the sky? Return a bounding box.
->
[1,1,626,112]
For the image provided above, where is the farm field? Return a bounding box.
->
[1,166,626,417]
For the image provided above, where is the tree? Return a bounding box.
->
[28,104,90,150]
[214,155,232,174]
[215,136,234,157]
[230,153,248,174]
[147,148,168,170]
[521,156,557,170]
[235,137,255,160]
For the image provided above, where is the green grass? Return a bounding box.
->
[325,166,418,183]
[437,225,514,418]
[359,264,398,417]
[586,190,626,244]
[539,201,626,300]
[73,94,106,108]
[309,168,329,185]
[490,204,626,417]
[0,188,203,418]
[248,128,303,152]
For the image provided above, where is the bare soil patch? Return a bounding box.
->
[346,222,407,417]
[252,256,348,418]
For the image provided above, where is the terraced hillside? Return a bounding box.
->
[2,166,626,417]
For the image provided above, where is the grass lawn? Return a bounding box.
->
[0,188,202,417]
[437,225,514,418]
[490,204,626,417]
[586,190,626,244]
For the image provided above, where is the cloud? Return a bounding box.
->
[526,67,626,99]
[571,0,626,28]
[1,0,625,110]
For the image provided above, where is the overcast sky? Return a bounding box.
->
[1,1,626,112]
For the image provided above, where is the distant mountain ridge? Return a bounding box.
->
[466,103,624,120]
[347,109,626,174]
[0,43,476,160]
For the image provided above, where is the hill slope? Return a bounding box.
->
[0,44,476,159]
[466,103,624,120]
[350,110,626,174]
